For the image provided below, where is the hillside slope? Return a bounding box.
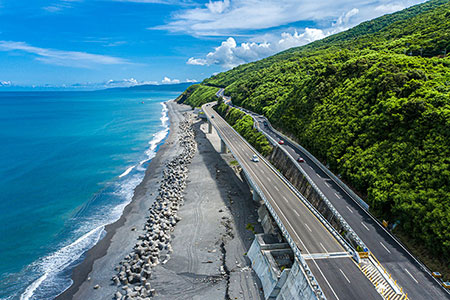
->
[196,0,450,271]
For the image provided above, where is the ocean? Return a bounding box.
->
[0,86,187,300]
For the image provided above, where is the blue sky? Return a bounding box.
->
[0,0,425,89]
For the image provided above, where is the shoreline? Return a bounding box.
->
[57,101,263,300]
[56,100,186,299]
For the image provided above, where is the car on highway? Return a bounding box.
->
[297,157,305,163]
[278,140,284,145]
[251,154,259,162]
[263,121,268,126]
[211,115,214,118]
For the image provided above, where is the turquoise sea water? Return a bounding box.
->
[0,87,185,300]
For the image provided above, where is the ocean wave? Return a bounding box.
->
[18,101,170,300]
[145,102,169,160]
[20,226,105,300]
[119,165,135,178]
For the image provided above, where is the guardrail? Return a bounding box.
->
[203,103,325,300]
[265,120,370,211]
[217,96,450,297]
[253,116,450,297]
[255,121,367,254]
[215,92,366,254]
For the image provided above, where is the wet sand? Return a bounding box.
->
[57,102,263,300]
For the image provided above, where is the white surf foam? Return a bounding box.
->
[145,102,169,160]
[20,225,105,300]
[119,165,135,178]
[20,101,170,300]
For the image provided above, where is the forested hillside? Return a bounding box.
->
[191,0,450,272]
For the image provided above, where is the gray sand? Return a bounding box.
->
[57,102,263,300]
[150,118,263,300]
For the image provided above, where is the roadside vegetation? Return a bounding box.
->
[176,84,219,107]
[215,103,273,156]
[200,0,450,276]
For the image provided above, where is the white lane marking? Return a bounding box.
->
[334,192,340,198]
[267,177,271,182]
[294,210,300,217]
[339,269,351,284]
[346,206,353,213]
[404,268,418,283]
[282,196,288,203]
[212,110,341,300]
[325,182,331,187]
[361,222,370,231]
[320,242,328,253]
[304,223,312,232]
[274,186,279,191]
[380,242,391,254]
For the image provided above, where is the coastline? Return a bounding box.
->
[57,101,263,300]
[56,101,189,299]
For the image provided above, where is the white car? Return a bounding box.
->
[251,154,259,162]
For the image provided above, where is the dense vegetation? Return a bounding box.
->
[176,84,218,107]
[215,103,273,156]
[200,0,450,271]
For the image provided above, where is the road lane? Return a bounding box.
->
[254,115,450,300]
[203,103,383,300]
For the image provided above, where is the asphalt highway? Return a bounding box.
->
[202,102,381,300]
[251,114,450,300]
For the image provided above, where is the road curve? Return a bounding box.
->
[202,102,381,300]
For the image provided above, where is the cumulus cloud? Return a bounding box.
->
[187,57,208,65]
[0,41,130,68]
[206,0,230,14]
[187,27,327,69]
[162,76,181,84]
[185,78,198,82]
[185,5,386,69]
[0,81,12,87]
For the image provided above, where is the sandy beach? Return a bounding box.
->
[57,101,263,300]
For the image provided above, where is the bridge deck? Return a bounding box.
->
[202,103,381,300]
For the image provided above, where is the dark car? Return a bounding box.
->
[297,157,305,163]
[278,140,284,145]
[211,115,214,118]
[263,121,268,126]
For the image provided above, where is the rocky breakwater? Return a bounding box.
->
[111,114,196,300]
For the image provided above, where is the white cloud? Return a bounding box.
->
[43,0,81,12]
[374,3,407,14]
[334,8,359,27]
[187,57,208,65]
[185,4,400,69]
[162,76,181,84]
[0,81,12,87]
[206,0,230,14]
[185,78,198,82]
[187,27,327,69]
[0,41,130,68]
[154,0,425,36]
[70,78,158,89]
[104,78,158,87]
[112,0,192,4]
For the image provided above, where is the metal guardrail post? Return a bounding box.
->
[204,104,325,300]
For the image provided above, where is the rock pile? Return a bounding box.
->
[112,114,196,300]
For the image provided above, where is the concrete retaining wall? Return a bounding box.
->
[269,147,360,251]
[248,234,317,300]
